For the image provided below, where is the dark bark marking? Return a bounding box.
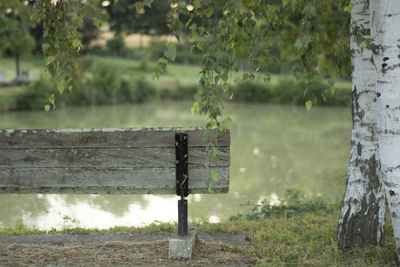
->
[386,105,390,108]
[383,57,390,61]
[377,80,389,84]
[369,43,384,55]
[390,190,395,196]
[382,62,400,74]
[377,92,381,97]
[338,154,385,249]
[357,142,362,156]
[352,86,365,123]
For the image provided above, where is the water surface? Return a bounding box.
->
[0,101,351,229]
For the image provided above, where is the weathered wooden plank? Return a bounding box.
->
[0,128,230,149]
[0,147,230,168]
[0,167,229,194]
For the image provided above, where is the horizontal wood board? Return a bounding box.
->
[0,127,230,148]
[0,127,230,194]
[0,147,230,168]
[0,167,229,194]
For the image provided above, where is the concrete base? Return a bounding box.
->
[168,229,198,260]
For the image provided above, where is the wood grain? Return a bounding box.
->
[0,127,230,194]
[0,147,230,168]
[0,128,230,148]
[0,166,229,194]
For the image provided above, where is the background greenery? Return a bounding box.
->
[0,52,351,112]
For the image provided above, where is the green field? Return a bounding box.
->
[0,55,352,107]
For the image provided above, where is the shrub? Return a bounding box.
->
[132,79,157,103]
[70,60,156,106]
[15,75,56,110]
[232,78,351,106]
[106,34,126,57]
[84,61,121,105]
[234,81,272,102]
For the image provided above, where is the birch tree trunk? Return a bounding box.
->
[370,0,400,259]
[337,0,386,249]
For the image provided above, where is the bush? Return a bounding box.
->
[68,60,157,106]
[233,78,351,106]
[133,79,157,103]
[106,34,126,57]
[13,59,158,111]
[0,96,14,112]
[15,75,56,110]
[234,81,272,102]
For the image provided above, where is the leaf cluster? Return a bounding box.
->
[30,0,104,109]
[141,0,350,126]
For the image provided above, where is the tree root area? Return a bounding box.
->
[0,239,254,266]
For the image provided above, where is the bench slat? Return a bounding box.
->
[0,128,230,148]
[0,166,229,194]
[0,147,230,168]
[0,127,230,194]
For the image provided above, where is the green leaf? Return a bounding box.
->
[305,100,313,111]
[192,31,199,41]
[221,73,229,82]
[135,2,144,14]
[282,0,289,7]
[57,83,65,95]
[344,3,354,13]
[143,0,153,8]
[222,117,232,129]
[158,57,168,65]
[93,18,102,28]
[72,39,81,48]
[205,8,213,17]
[193,0,201,9]
[44,105,50,112]
[209,147,217,160]
[191,102,199,114]
[210,170,218,181]
[206,120,216,128]
[328,86,335,96]
[42,43,50,52]
[197,41,204,50]
[48,94,55,107]
[242,73,249,80]
[164,43,177,62]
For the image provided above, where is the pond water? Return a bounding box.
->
[0,101,351,230]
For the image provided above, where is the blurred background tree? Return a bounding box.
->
[0,1,35,82]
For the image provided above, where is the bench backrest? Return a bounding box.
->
[0,127,230,194]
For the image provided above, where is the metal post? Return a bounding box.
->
[178,197,188,236]
[175,133,189,236]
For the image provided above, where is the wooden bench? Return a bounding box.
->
[0,127,230,259]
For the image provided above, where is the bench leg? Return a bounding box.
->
[178,198,188,236]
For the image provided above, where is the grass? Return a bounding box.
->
[0,190,396,266]
[0,55,45,83]
[1,212,396,266]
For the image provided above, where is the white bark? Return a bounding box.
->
[337,0,386,249]
[370,0,400,258]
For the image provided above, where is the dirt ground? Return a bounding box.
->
[0,232,255,267]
